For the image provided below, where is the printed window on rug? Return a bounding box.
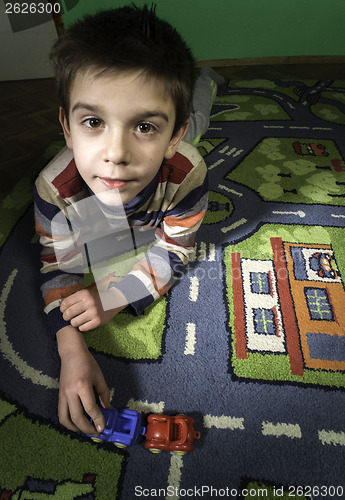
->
[304,287,334,321]
[253,308,276,335]
[250,272,271,294]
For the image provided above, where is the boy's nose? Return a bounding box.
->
[103,129,131,165]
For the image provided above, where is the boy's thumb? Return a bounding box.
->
[98,385,111,409]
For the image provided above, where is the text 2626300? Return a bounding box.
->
[5,3,61,14]
[289,485,344,497]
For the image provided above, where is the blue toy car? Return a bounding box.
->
[89,406,146,448]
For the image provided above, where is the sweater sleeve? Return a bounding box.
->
[34,151,85,335]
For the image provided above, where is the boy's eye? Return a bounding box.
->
[137,122,156,134]
[84,118,103,128]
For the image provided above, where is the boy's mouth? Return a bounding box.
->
[99,177,130,190]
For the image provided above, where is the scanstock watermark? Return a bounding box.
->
[134,485,268,497]
[134,484,344,498]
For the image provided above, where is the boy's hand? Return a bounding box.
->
[60,288,126,332]
[56,325,111,435]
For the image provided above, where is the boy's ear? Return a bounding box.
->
[59,107,73,149]
[164,121,189,160]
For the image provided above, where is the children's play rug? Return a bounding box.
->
[1,76,345,499]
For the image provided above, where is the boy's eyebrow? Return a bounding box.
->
[71,102,170,122]
[71,103,102,114]
[134,110,170,123]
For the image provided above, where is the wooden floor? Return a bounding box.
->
[0,78,60,200]
[1,63,345,201]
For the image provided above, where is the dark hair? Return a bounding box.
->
[50,4,196,135]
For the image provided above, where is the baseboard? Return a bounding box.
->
[196,55,345,68]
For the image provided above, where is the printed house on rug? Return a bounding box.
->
[231,237,345,385]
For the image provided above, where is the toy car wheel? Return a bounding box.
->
[149,448,162,454]
[115,443,127,449]
[91,437,102,443]
[173,451,187,456]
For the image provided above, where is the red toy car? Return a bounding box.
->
[145,414,200,454]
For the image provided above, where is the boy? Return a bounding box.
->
[34,4,222,436]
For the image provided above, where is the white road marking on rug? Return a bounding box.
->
[264,125,284,129]
[227,147,237,156]
[189,246,197,262]
[289,126,310,130]
[262,421,302,439]
[190,242,216,262]
[0,269,59,389]
[312,127,332,131]
[209,158,225,170]
[184,323,196,355]
[272,210,306,218]
[126,398,165,414]
[189,277,199,302]
[318,429,345,446]
[204,414,245,431]
[331,213,345,219]
[208,243,216,262]
[218,146,243,158]
[218,184,243,197]
[198,242,207,261]
[232,149,243,157]
[221,217,247,234]
[166,454,183,500]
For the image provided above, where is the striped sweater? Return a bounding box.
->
[34,140,208,335]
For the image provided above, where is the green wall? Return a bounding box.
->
[61,0,345,61]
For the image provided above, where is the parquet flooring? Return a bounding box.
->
[0,78,60,200]
[1,63,345,201]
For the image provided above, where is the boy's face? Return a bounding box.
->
[60,69,188,205]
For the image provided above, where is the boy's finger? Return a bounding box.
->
[86,403,106,434]
[68,394,104,436]
[60,296,74,311]
[78,318,99,332]
[60,291,84,312]
[62,303,88,322]
[95,376,111,413]
[99,395,112,410]
[98,384,111,410]
[70,312,91,328]
[58,394,80,433]
[59,394,94,435]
